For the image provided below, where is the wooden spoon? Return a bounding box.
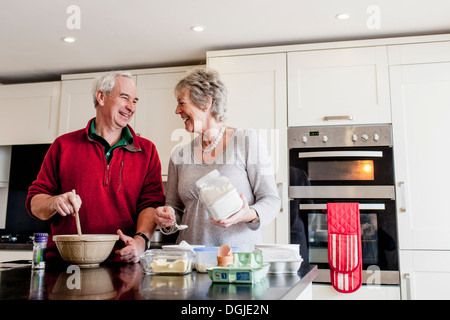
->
[72,189,82,236]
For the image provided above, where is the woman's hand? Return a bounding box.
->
[154,205,176,228]
[210,193,258,228]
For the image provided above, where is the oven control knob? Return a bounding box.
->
[322,135,328,142]
[361,134,369,141]
[373,133,380,141]
[352,134,358,142]
[301,136,308,143]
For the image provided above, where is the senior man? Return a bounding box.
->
[26,71,164,263]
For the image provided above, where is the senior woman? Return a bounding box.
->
[154,67,280,251]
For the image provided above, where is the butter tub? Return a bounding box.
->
[140,249,195,275]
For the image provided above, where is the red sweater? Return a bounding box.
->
[26,119,165,260]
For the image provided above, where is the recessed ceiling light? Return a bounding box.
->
[62,36,77,43]
[191,25,205,32]
[335,13,350,20]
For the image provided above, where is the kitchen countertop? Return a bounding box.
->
[0,260,317,301]
[0,243,33,250]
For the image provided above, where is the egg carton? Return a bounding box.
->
[207,252,270,283]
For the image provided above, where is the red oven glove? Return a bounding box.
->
[327,203,362,293]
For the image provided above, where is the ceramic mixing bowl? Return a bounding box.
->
[53,234,119,268]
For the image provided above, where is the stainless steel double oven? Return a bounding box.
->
[288,125,399,285]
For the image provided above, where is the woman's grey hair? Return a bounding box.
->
[175,67,227,122]
[92,71,133,107]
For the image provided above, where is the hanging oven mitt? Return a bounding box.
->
[327,203,362,293]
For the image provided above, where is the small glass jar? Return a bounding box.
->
[32,233,48,269]
[195,170,243,221]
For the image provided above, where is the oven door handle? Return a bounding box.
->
[298,151,383,158]
[299,203,386,210]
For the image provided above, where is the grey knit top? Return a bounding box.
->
[165,128,281,252]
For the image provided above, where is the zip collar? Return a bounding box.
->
[84,118,142,153]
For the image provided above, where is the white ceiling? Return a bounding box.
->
[1,0,450,84]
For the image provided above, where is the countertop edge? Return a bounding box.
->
[280,265,318,300]
[0,243,33,250]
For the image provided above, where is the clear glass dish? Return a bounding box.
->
[140,249,195,275]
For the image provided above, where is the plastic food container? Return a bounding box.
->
[194,246,240,273]
[267,259,303,274]
[140,249,195,275]
[196,170,243,221]
[255,244,303,274]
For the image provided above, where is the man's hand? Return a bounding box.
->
[115,229,146,263]
[30,191,82,220]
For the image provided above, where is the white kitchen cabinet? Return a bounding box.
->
[59,76,137,136]
[388,40,450,65]
[0,82,60,145]
[399,250,450,300]
[288,46,391,126]
[59,78,97,135]
[134,67,193,176]
[389,42,450,300]
[390,62,450,250]
[207,53,288,244]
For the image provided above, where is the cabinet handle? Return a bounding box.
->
[404,273,411,300]
[277,183,283,213]
[323,115,353,121]
[398,181,407,212]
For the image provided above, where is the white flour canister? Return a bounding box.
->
[195,169,243,221]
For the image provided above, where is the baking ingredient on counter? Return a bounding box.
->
[151,259,189,273]
[31,233,48,269]
[194,246,240,273]
[217,244,234,267]
[194,247,220,272]
[196,169,243,221]
[140,249,195,275]
[207,251,270,283]
[255,244,303,274]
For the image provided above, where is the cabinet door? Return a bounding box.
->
[59,77,137,136]
[134,70,191,176]
[0,82,60,144]
[400,250,450,300]
[390,63,450,250]
[288,46,391,126]
[208,53,288,244]
[0,146,11,184]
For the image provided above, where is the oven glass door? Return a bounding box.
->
[293,199,398,272]
[289,146,394,186]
